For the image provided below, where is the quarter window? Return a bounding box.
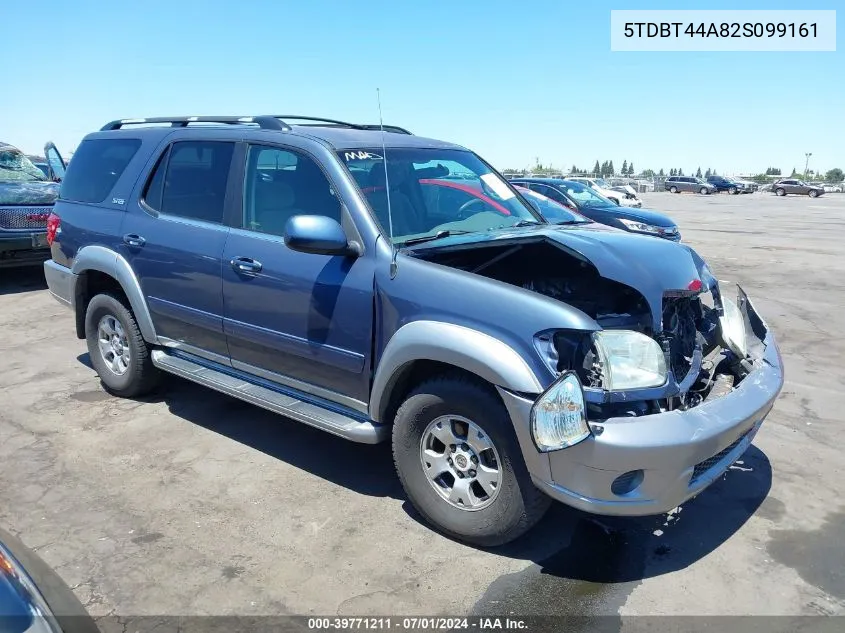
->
[242,145,340,237]
[143,141,235,224]
[60,138,141,203]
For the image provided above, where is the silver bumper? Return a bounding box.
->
[499,302,784,517]
[43,259,75,308]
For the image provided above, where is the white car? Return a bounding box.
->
[566,177,642,207]
[822,183,843,193]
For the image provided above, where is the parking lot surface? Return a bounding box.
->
[1,192,844,619]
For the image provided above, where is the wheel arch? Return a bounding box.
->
[369,321,544,424]
[71,245,157,343]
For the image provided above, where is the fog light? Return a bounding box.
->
[611,470,644,496]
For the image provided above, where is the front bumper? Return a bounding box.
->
[619,198,642,208]
[499,295,784,517]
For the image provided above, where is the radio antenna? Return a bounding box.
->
[377,88,399,279]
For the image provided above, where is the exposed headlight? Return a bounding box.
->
[593,330,668,390]
[531,372,590,452]
[719,296,747,358]
[618,218,662,235]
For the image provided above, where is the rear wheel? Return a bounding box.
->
[85,293,160,398]
[392,374,550,547]
[776,187,786,196]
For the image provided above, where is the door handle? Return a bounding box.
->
[230,256,263,274]
[123,233,146,247]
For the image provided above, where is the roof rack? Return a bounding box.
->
[100,116,291,131]
[100,115,413,135]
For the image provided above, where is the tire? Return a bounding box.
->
[669,186,678,193]
[808,189,818,198]
[85,293,160,398]
[775,188,786,196]
[700,187,709,195]
[392,373,550,547]
[729,186,738,195]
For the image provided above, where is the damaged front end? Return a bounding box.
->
[410,230,770,423]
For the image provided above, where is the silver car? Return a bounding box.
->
[665,176,717,195]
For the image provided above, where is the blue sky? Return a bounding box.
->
[2,0,842,175]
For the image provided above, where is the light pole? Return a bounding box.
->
[805,152,812,179]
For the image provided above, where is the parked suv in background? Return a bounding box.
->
[0,141,66,266]
[664,176,716,195]
[706,175,753,195]
[771,179,825,197]
[44,114,783,546]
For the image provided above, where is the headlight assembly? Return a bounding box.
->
[618,218,662,235]
[593,330,668,390]
[719,296,748,358]
[531,372,590,452]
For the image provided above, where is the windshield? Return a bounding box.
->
[557,181,618,209]
[0,146,48,183]
[514,187,590,225]
[593,178,610,188]
[339,148,543,245]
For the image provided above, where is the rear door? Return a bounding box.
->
[121,138,237,361]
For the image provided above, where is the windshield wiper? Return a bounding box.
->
[509,220,543,228]
[552,219,589,225]
[402,230,473,246]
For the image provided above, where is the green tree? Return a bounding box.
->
[705,168,712,178]
[678,168,684,176]
[608,160,615,176]
[571,164,577,174]
[826,168,844,182]
[642,168,654,177]
[592,160,600,175]
[621,160,628,176]
[790,167,799,177]
[628,162,634,176]
[669,168,675,176]
[695,167,702,178]
[658,168,665,177]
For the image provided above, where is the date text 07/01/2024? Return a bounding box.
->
[306,617,528,630]
[624,22,818,38]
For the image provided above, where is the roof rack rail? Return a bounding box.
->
[271,116,413,134]
[100,116,291,131]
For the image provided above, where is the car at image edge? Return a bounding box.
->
[771,179,825,197]
[0,141,67,267]
[43,114,784,546]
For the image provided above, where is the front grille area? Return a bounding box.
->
[690,430,750,484]
[662,296,700,380]
[0,206,52,229]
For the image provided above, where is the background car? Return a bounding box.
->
[664,176,716,194]
[706,175,753,194]
[0,141,66,267]
[771,179,825,197]
[565,176,643,207]
[511,177,681,241]
[822,182,843,193]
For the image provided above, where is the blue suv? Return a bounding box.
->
[44,115,783,546]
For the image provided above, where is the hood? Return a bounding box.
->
[611,184,638,196]
[587,204,676,227]
[0,181,60,206]
[407,225,714,332]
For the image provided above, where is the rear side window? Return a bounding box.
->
[60,138,141,203]
[142,141,235,224]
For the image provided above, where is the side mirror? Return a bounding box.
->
[284,215,362,257]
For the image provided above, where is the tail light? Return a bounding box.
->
[46,212,61,246]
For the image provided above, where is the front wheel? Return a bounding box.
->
[392,374,550,547]
[85,293,160,398]
[669,186,678,193]
[700,187,710,195]
[775,188,786,196]
[729,186,738,195]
